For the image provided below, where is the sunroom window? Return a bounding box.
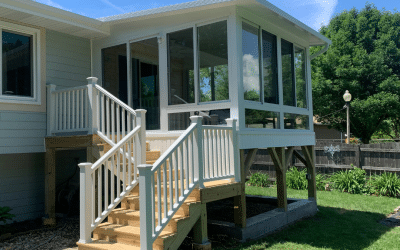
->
[168,28,195,105]
[242,22,260,102]
[0,22,39,104]
[198,21,228,102]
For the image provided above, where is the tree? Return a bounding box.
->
[312,4,400,143]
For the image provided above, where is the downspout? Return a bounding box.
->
[310,43,329,60]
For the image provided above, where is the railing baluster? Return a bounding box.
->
[168,156,173,210]
[162,163,167,218]
[111,155,115,203]
[117,105,120,143]
[55,93,59,131]
[63,92,66,130]
[85,88,89,129]
[111,101,115,143]
[105,160,108,210]
[123,143,126,193]
[106,97,110,140]
[208,129,213,179]
[185,139,189,189]
[96,90,100,132]
[101,94,105,134]
[117,151,120,198]
[223,129,228,175]
[174,151,179,203]
[180,145,184,195]
[217,129,221,177]
[72,91,75,130]
[122,109,126,139]
[157,169,161,227]
[98,167,102,218]
[203,129,208,179]
[128,138,132,185]
[91,172,95,224]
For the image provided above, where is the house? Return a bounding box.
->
[0,0,331,249]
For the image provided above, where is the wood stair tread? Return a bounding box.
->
[78,239,140,250]
[110,209,188,220]
[96,222,174,237]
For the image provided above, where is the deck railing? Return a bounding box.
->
[138,116,239,250]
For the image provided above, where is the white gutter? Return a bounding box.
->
[310,43,330,60]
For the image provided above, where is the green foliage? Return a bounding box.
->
[372,172,400,197]
[316,173,328,191]
[362,176,377,195]
[330,167,366,194]
[312,4,400,144]
[0,206,15,224]
[247,172,270,187]
[286,167,308,190]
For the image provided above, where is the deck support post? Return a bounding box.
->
[193,203,211,250]
[234,149,247,228]
[301,146,317,202]
[44,146,56,225]
[268,147,293,212]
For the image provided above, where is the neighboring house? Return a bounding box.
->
[0,0,331,249]
[313,117,343,140]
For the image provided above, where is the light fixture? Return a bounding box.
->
[343,90,352,102]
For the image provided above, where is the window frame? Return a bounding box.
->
[0,21,40,105]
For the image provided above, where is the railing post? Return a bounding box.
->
[136,109,147,165]
[190,116,204,188]
[138,164,154,250]
[78,162,93,244]
[87,77,98,134]
[226,119,240,183]
[46,84,56,136]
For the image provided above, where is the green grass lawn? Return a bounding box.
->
[212,186,400,250]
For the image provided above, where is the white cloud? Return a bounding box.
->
[100,0,125,13]
[34,0,71,11]
[243,54,260,93]
[269,0,338,30]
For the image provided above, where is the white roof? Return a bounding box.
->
[0,0,331,45]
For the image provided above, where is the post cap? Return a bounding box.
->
[190,116,203,123]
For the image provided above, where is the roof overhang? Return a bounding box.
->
[0,0,110,39]
[98,0,331,47]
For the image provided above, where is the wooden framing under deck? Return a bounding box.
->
[44,134,102,225]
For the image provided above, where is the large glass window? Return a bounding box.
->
[295,46,307,108]
[198,21,229,102]
[245,109,279,129]
[284,113,309,130]
[242,22,260,102]
[262,30,278,104]
[102,44,127,102]
[168,28,195,105]
[169,109,230,130]
[281,39,295,107]
[2,31,33,97]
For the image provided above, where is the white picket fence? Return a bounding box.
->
[138,116,239,250]
[47,78,239,248]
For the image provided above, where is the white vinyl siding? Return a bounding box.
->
[46,30,91,89]
[0,111,46,154]
[0,153,45,223]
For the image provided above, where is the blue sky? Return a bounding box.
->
[35,0,399,31]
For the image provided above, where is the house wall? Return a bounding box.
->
[46,30,91,89]
[0,153,45,223]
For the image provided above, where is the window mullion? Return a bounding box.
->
[193,25,199,105]
[0,28,2,97]
[259,27,263,104]
[292,43,297,107]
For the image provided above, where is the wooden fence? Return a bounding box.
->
[250,141,400,179]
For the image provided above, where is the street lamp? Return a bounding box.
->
[343,90,352,144]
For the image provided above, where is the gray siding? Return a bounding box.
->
[0,153,45,223]
[0,111,46,154]
[46,30,91,89]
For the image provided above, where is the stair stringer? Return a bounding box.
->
[161,201,203,250]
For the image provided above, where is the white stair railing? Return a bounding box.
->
[138,116,239,250]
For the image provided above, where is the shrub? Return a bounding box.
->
[362,177,377,195]
[247,172,270,187]
[316,173,328,191]
[0,206,15,224]
[330,167,366,194]
[286,167,308,190]
[373,172,400,197]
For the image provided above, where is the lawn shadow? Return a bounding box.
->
[225,205,393,250]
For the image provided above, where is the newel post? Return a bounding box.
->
[138,164,154,250]
[226,118,240,183]
[46,84,56,136]
[136,109,147,165]
[78,162,93,244]
[190,116,204,188]
[87,77,98,134]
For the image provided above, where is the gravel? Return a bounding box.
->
[0,217,79,250]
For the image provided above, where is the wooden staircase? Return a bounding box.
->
[77,141,202,250]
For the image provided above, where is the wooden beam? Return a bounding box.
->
[285,147,294,168]
[293,149,307,166]
[44,146,56,225]
[200,182,241,204]
[193,204,211,250]
[301,146,317,201]
[269,147,287,211]
[244,148,258,178]
[234,150,246,228]
[45,135,93,148]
